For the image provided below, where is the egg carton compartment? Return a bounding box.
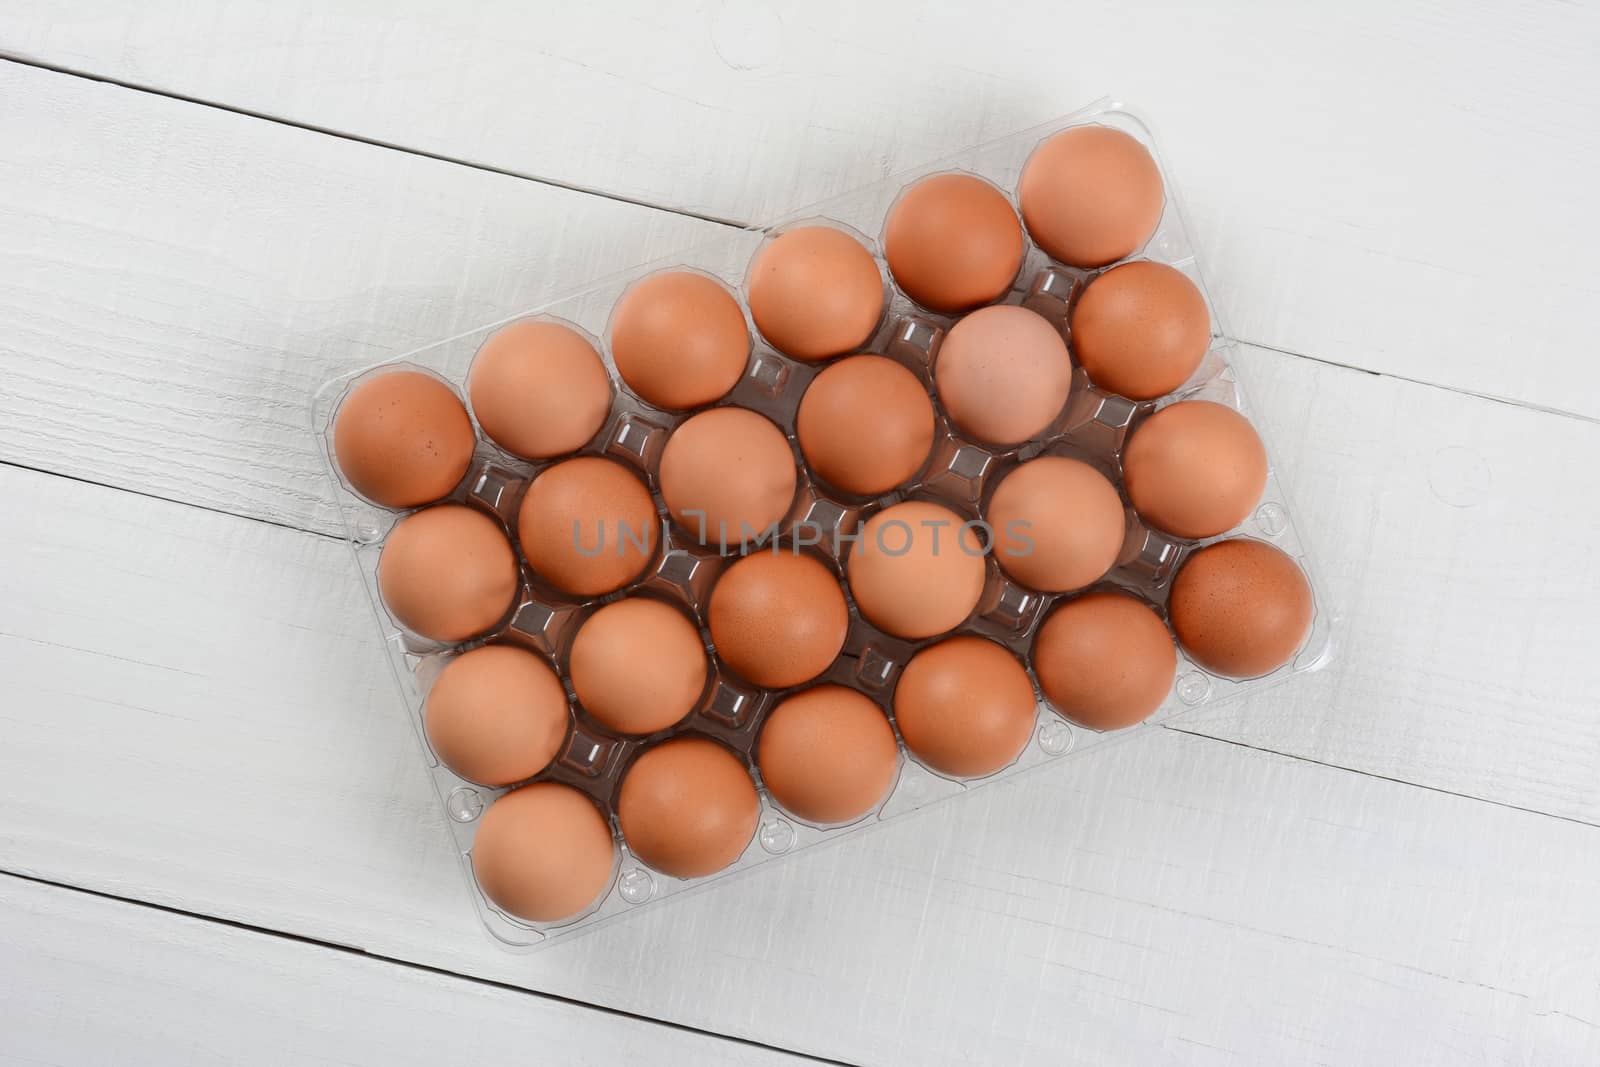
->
[311,97,1335,949]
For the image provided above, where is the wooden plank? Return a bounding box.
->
[0,59,723,536]
[3,460,1599,1063]
[3,5,1597,415]
[0,875,811,1067]
[1191,345,1600,824]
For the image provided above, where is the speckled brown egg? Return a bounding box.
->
[609,271,750,411]
[894,636,1037,779]
[333,370,475,508]
[423,645,569,786]
[1168,539,1314,679]
[847,501,986,640]
[708,551,849,688]
[1070,261,1210,401]
[517,456,658,596]
[1122,400,1268,540]
[746,226,884,361]
[468,320,612,459]
[934,304,1072,445]
[987,456,1125,593]
[1033,592,1176,730]
[884,173,1025,313]
[377,504,519,642]
[617,737,759,879]
[1017,125,1164,268]
[472,782,615,923]
[796,355,935,497]
[658,407,797,547]
[569,598,707,735]
[757,685,898,825]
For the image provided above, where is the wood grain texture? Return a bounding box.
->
[4,25,1600,1064]
[4,3,1598,415]
[0,875,810,1067]
[1186,345,1600,824]
[3,457,1599,1064]
[4,82,1597,821]
[0,60,722,536]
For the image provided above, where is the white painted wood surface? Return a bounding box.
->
[3,4,1599,1062]
[0,875,806,1066]
[0,60,722,535]
[5,1,1598,419]
[2,386,1598,1063]
[3,63,1597,824]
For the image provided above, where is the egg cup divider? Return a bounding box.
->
[311,97,1336,948]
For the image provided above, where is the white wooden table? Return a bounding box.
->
[3,4,1598,1064]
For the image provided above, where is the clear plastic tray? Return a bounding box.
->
[311,97,1334,949]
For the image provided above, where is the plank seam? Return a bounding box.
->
[0,868,850,1067]
[5,453,1597,835]
[4,54,1594,427]
[1164,725,1600,832]
[0,53,749,230]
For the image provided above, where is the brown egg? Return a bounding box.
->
[658,408,797,547]
[1071,261,1211,401]
[617,737,759,878]
[468,320,611,459]
[987,457,1125,592]
[1033,592,1176,730]
[517,457,658,596]
[746,226,884,361]
[569,598,707,735]
[884,173,1024,313]
[796,355,935,497]
[424,646,569,786]
[472,782,615,923]
[333,370,475,508]
[847,501,986,639]
[1123,401,1268,539]
[609,271,749,411]
[934,304,1072,445]
[378,505,519,642]
[709,551,849,688]
[757,685,898,825]
[894,636,1036,778]
[1017,125,1164,268]
[1168,539,1313,679]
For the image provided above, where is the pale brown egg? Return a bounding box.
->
[468,320,612,459]
[987,456,1125,593]
[617,737,759,879]
[658,407,797,547]
[1168,538,1313,679]
[568,598,708,736]
[884,173,1024,313]
[333,370,475,508]
[609,271,750,411]
[423,646,569,786]
[934,304,1072,445]
[1017,125,1164,268]
[1033,592,1176,730]
[796,355,935,497]
[708,551,849,688]
[847,501,986,639]
[517,456,658,596]
[757,685,898,825]
[472,782,616,923]
[746,226,884,361]
[1122,400,1268,540]
[378,504,519,643]
[894,636,1036,778]
[1070,261,1210,401]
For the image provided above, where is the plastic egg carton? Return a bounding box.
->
[311,97,1334,948]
